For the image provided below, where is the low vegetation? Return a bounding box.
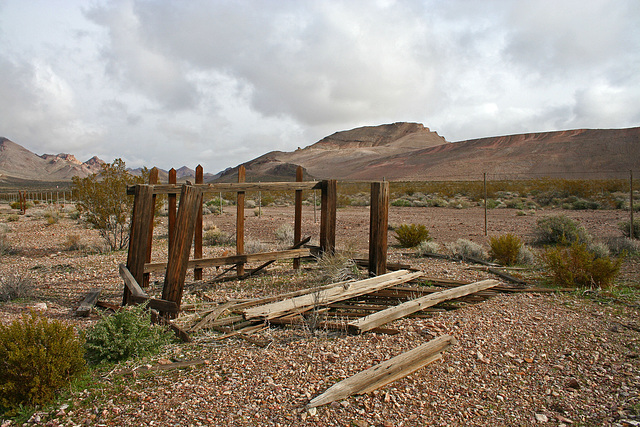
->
[0,273,34,302]
[393,223,431,248]
[533,214,590,245]
[489,233,523,266]
[0,312,86,412]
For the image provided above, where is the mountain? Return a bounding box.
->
[0,138,105,181]
[218,123,640,181]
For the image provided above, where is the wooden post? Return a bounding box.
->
[143,167,158,287]
[484,172,488,236]
[237,166,246,276]
[168,168,177,253]
[162,185,202,316]
[293,166,303,270]
[123,185,155,305]
[320,180,337,254]
[194,165,204,280]
[631,170,635,239]
[369,181,389,276]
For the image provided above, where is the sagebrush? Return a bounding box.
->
[446,239,488,261]
[533,215,590,245]
[0,312,86,411]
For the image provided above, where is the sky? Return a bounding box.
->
[1,0,639,173]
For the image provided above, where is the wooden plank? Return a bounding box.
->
[75,289,101,317]
[194,165,204,280]
[243,270,423,321]
[237,165,245,277]
[243,236,311,279]
[162,185,203,316]
[368,181,389,276]
[347,279,499,334]
[144,248,311,273]
[189,301,236,332]
[119,263,147,298]
[127,181,322,195]
[320,180,337,254]
[168,168,177,253]
[150,310,190,342]
[130,295,179,313]
[293,166,303,270]
[307,335,457,408]
[123,184,155,305]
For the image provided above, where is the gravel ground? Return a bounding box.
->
[1,204,639,426]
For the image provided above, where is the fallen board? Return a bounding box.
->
[307,335,457,408]
[347,279,499,334]
[243,270,423,321]
[75,289,101,317]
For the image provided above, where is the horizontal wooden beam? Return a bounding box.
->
[144,248,311,273]
[130,295,179,313]
[127,181,322,195]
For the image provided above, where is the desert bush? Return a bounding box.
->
[68,209,81,220]
[533,215,590,246]
[244,240,269,254]
[6,214,19,222]
[394,224,431,248]
[540,242,624,289]
[426,197,449,207]
[489,233,523,266]
[72,159,145,251]
[83,303,174,365]
[606,237,640,256]
[203,229,233,246]
[0,233,14,256]
[416,240,441,256]
[618,219,640,239]
[446,239,488,261]
[391,199,412,207]
[63,234,86,252]
[0,273,34,302]
[0,312,86,411]
[517,246,536,266]
[9,201,21,210]
[587,241,611,259]
[275,224,295,245]
[44,209,60,225]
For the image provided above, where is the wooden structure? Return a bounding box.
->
[121,165,391,318]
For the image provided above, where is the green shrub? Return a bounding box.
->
[391,199,413,207]
[394,224,431,248]
[540,242,624,289]
[485,199,499,209]
[0,273,34,302]
[446,239,488,261]
[489,233,523,266]
[618,219,640,239]
[0,312,86,411]
[84,303,174,365]
[533,215,590,245]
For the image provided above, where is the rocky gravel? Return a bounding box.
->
[1,204,639,426]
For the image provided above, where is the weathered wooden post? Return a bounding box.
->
[631,170,635,239]
[369,181,389,276]
[162,184,202,317]
[293,166,303,269]
[320,180,337,254]
[194,165,203,280]
[484,172,488,236]
[143,167,159,287]
[237,166,246,276]
[168,168,177,252]
[123,185,155,305]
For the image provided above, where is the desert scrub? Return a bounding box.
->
[540,241,624,289]
[489,233,523,266]
[0,312,86,411]
[416,240,441,256]
[84,303,175,365]
[63,234,86,252]
[606,237,640,256]
[203,227,233,246]
[394,224,431,248]
[446,239,488,261]
[618,219,640,239]
[44,209,60,225]
[0,232,14,255]
[313,250,362,284]
[533,214,590,245]
[0,273,34,302]
[275,223,294,246]
[6,214,19,222]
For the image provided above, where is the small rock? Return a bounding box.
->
[351,420,368,427]
[157,358,172,365]
[535,413,548,422]
[33,302,47,311]
[307,407,317,416]
[566,378,580,389]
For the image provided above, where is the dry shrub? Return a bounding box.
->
[394,224,430,248]
[275,224,295,246]
[0,273,34,302]
[313,250,362,284]
[63,234,86,252]
[489,233,523,266]
[540,242,624,289]
[416,240,441,256]
[446,239,488,261]
[203,229,233,246]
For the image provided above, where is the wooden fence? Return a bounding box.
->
[121,165,390,317]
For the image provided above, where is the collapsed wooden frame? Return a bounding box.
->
[121,165,392,318]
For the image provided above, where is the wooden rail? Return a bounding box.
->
[127,181,322,195]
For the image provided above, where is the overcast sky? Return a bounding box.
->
[1,0,639,172]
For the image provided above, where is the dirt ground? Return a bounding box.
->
[1,204,639,426]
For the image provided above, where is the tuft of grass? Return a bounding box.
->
[313,250,362,284]
[0,273,34,302]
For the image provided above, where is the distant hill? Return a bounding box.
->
[0,137,105,181]
[217,123,640,181]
